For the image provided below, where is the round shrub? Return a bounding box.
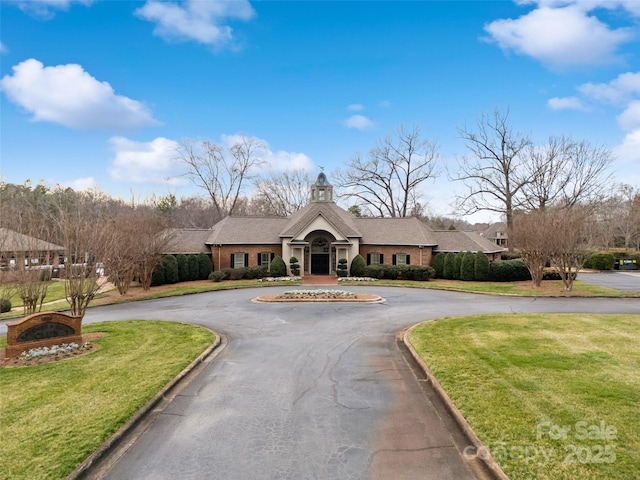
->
[270,255,287,277]
[209,271,226,282]
[588,252,615,271]
[0,298,11,313]
[350,255,366,277]
[197,253,213,280]
[460,252,475,281]
[489,259,531,282]
[474,252,490,281]
[431,253,445,278]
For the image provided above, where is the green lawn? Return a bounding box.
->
[0,321,215,480]
[408,314,640,480]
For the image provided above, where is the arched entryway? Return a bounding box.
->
[305,232,336,275]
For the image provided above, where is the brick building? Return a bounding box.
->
[166,173,503,276]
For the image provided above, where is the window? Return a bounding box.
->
[393,254,410,265]
[258,252,274,269]
[232,253,248,269]
[367,253,383,265]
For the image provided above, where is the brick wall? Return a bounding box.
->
[210,245,283,271]
[358,245,433,267]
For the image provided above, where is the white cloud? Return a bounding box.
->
[343,114,375,131]
[135,0,255,48]
[617,100,640,131]
[0,42,7,54]
[347,103,364,111]
[0,59,159,131]
[61,177,100,191]
[578,72,640,104]
[108,137,184,185]
[484,4,633,69]
[6,0,95,19]
[615,129,640,163]
[547,96,585,110]
[219,133,314,172]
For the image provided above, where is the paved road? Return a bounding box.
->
[66,286,639,480]
[578,270,640,292]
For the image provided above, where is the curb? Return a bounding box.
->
[402,326,510,480]
[66,331,222,480]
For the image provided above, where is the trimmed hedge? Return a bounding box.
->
[163,255,179,284]
[489,259,532,282]
[452,252,464,280]
[289,257,300,276]
[460,252,475,281]
[187,254,199,281]
[362,264,434,281]
[431,253,445,279]
[474,252,490,281]
[584,252,616,271]
[151,261,165,286]
[442,253,456,279]
[176,254,189,282]
[197,253,213,280]
[221,266,268,281]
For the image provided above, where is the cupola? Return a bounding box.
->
[310,171,333,203]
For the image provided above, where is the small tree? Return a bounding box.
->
[474,252,490,281]
[270,256,287,277]
[460,252,475,281]
[289,256,300,276]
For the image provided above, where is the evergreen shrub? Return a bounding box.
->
[163,255,179,284]
[197,253,213,280]
[270,256,287,277]
[350,255,366,277]
[431,253,445,278]
[460,252,475,281]
[176,254,189,282]
[474,252,490,281]
[187,254,199,281]
[0,298,11,313]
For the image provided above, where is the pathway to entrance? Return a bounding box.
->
[302,274,338,285]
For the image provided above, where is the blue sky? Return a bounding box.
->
[1,0,639,222]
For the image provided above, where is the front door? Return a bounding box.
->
[311,254,330,274]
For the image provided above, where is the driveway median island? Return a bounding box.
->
[253,288,384,303]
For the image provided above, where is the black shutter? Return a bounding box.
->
[258,253,263,267]
[392,254,397,265]
[406,254,411,265]
[367,253,371,265]
[230,254,234,268]
[380,254,384,264]
[270,252,275,261]
[244,253,249,267]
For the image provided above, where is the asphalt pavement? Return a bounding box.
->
[54,284,640,480]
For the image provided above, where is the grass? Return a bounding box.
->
[0,320,215,480]
[345,278,634,297]
[408,314,640,480]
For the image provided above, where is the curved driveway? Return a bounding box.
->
[76,287,638,479]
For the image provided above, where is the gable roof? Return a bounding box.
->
[482,222,508,240]
[0,228,64,253]
[206,216,290,245]
[280,202,361,238]
[432,230,504,253]
[354,217,438,246]
[163,228,212,254]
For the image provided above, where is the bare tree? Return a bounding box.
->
[511,210,552,287]
[521,136,613,211]
[252,169,312,216]
[177,135,268,218]
[335,125,440,217]
[547,206,591,291]
[451,108,532,234]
